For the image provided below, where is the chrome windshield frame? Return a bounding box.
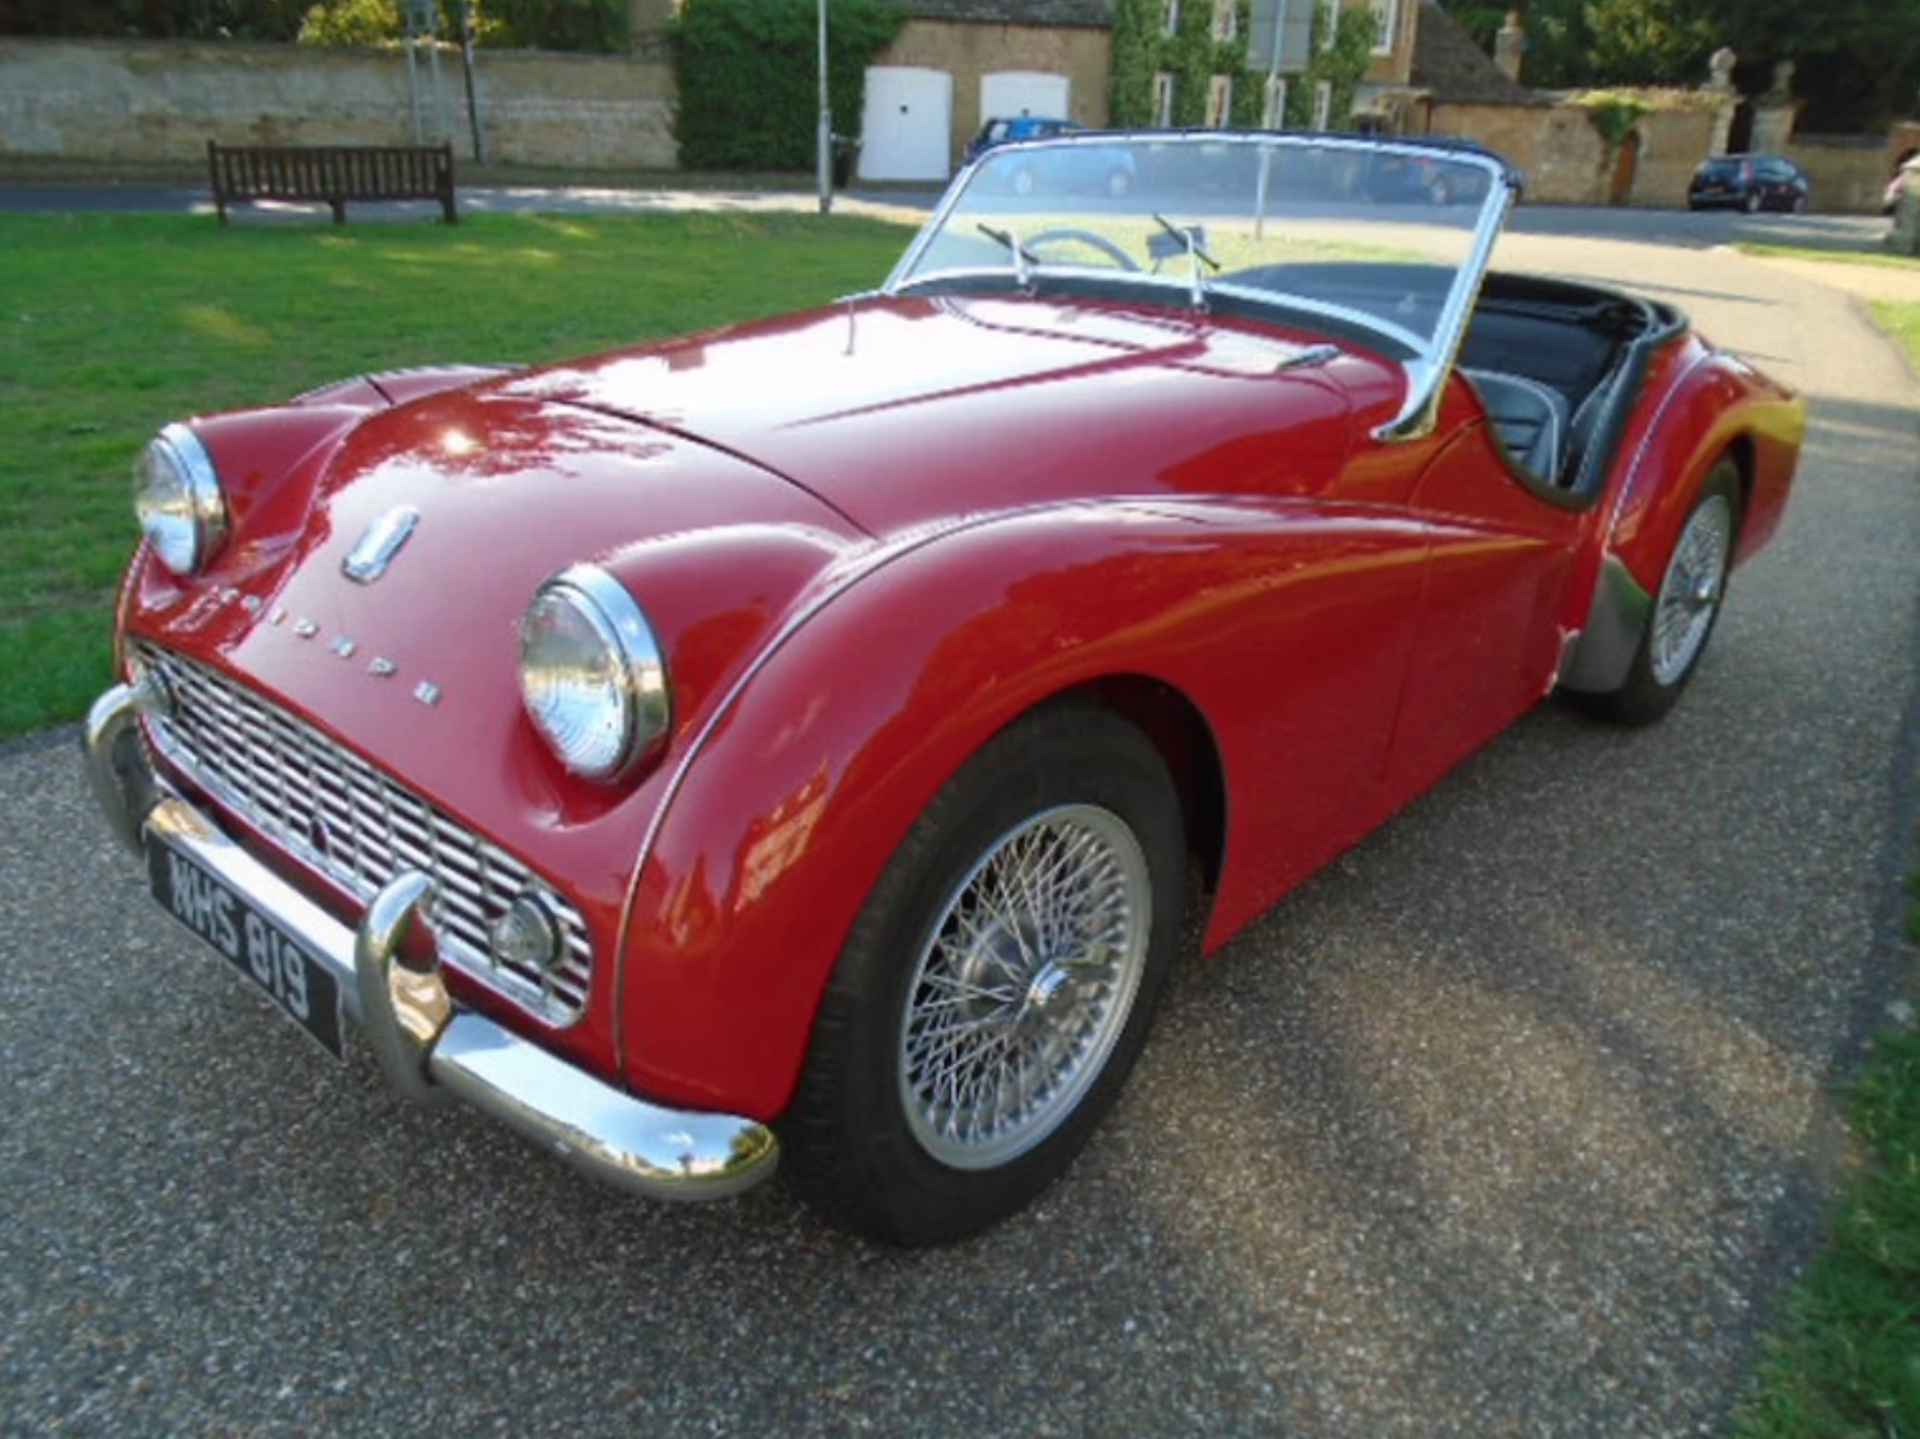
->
[882,129,1520,444]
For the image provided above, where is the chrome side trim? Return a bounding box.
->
[95,754,778,1202]
[1557,554,1654,693]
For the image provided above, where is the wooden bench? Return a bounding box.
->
[207,141,458,226]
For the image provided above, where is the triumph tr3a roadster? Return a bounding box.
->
[86,132,1802,1243]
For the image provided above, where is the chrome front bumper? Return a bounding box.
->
[84,680,778,1202]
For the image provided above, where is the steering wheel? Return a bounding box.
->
[1024,228,1141,273]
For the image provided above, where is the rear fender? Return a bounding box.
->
[1560,347,1801,693]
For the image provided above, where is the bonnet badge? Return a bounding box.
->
[343,505,421,585]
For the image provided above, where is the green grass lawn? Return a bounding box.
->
[1872,298,1920,368]
[0,208,912,737]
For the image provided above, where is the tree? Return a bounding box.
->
[1438,0,1920,130]
[1584,0,1711,88]
[667,0,907,170]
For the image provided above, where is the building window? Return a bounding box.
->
[1212,0,1237,42]
[1153,73,1175,126]
[1207,75,1233,126]
[1369,0,1397,56]
[1162,0,1179,38]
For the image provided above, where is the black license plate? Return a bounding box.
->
[148,838,346,1060]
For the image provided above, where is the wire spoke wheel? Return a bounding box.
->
[898,804,1151,1169]
[1648,491,1733,687]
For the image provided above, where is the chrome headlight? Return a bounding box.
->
[134,423,227,576]
[517,565,671,782]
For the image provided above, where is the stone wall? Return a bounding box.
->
[877,20,1111,166]
[1788,135,1899,215]
[1429,101,1720,209]
[1428,101,1600,203]
[0,38,676,170]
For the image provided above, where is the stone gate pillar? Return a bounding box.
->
[1705,47,1737,156]
[1749,59,1800,153]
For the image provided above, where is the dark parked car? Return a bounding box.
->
[1687,153,1809,213]
[964,117,1135,196]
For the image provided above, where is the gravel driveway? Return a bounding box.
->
[1,226,1915,1439]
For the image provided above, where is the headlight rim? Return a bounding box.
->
[135,422,228,576]
[518,563,672,784]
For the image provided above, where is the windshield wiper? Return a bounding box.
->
[1151,214,1220,309]
[976,223,1039,288]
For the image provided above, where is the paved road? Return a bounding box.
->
[1,209,1917,1438]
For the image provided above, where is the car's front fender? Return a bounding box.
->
[611,506,1184,1118]
[612,494,1431,1119]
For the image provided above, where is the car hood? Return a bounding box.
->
[498,292,1381,537]
[131,390,870,858]
[131,292,1378,859]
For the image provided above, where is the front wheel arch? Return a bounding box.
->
[779,699,1191,1243]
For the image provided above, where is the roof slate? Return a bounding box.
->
[1410,0,1545,106]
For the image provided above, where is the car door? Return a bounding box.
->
[1383,377,1587,800]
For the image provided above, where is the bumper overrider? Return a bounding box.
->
[84,679,779,1201]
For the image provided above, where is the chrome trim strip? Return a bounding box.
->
[109,779,778,1202]
[1557,554,1654,693]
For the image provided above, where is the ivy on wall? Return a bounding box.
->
[1108,0,1163,126]
[1284,3,1376,129]
[667,0,907,170]
[1108,0,1375,133]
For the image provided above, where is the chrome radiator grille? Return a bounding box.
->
[133,642,592,1024]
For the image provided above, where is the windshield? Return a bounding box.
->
[887,132,1514,364]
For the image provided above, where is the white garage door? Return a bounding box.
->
[859,67,954,182]
[979,72,1071,124]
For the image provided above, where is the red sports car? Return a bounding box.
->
[87,132,1802,1243]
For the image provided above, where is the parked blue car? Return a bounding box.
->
[964,118,1136,197]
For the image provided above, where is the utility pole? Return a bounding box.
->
[459,0,486,163]
[817,0,832,213]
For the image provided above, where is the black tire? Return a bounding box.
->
[781,704,1187,1244]
[1581,459,1741,727]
